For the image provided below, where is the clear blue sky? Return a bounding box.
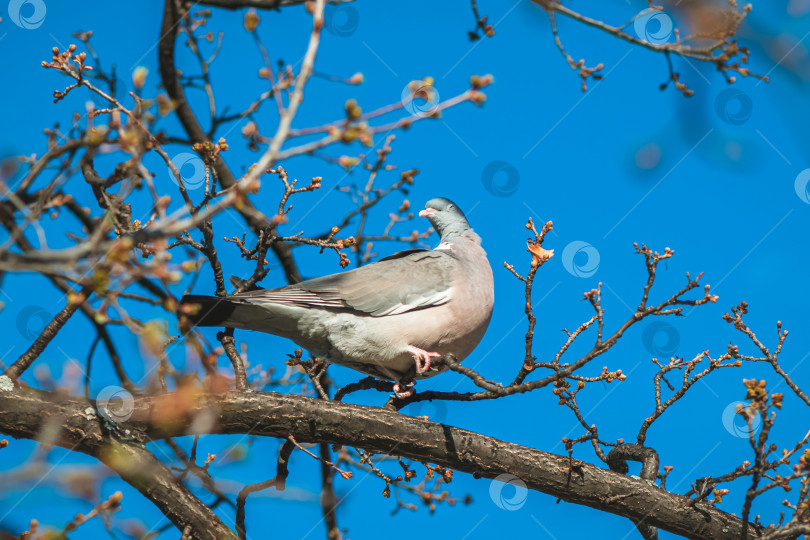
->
[1,0,809,538]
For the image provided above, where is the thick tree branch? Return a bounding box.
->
[0,389,236,539]
[100,440,237,540]
[0,387,763,540]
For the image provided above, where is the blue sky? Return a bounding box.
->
[1,0,810,538]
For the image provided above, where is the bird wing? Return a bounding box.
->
[232,249,458,317]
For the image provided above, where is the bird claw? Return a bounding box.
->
[393,381,415,399]
[406,346,442,374]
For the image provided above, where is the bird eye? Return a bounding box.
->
[448,205,454,210]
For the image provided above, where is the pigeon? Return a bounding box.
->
[180,197,494,396]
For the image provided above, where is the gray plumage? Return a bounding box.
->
[181,197,494,384]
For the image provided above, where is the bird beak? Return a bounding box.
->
[419,208,436,217]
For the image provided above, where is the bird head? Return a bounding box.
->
[419,197,473,241]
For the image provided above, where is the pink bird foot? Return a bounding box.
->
[393,382,415,399]
[407,346,442,374]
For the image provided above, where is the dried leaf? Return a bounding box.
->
[527,239,554,267]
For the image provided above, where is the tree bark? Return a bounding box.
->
[0,386,763,540]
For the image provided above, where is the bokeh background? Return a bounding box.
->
[1,0,810,538]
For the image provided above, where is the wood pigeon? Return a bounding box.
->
[180,197,494,396]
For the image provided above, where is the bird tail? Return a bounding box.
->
[178,294,300,337]
[179,295,237,328]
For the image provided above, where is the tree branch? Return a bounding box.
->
[158,0,302,284]
[0,387,763,540]
[195,0,348,9]
[3,285,91,380]
[0,389,236,539]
